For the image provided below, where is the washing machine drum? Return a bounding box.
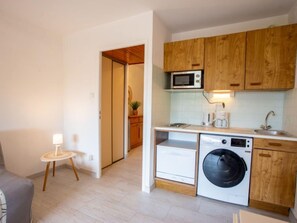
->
[203,149,247,188]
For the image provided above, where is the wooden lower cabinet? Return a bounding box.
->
[250,139,297,215]
[129,116,143,149]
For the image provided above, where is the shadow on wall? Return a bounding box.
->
[0,129,56,177]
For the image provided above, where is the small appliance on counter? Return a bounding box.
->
[202,112,214,126]
[169,123,190,128]
[214,111,229,128]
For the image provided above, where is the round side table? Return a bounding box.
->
[40,151,79,191]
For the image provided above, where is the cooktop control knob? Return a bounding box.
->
[222,139,227,144]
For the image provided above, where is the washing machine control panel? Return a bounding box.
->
[203,134,252,151]
[231,138,249,148]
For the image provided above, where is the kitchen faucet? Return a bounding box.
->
[260,111,275,130]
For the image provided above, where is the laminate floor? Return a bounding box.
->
[32,146,293,223]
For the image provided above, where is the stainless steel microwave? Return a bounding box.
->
[171,70,203,89]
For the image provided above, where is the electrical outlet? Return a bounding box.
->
[88,155,93,161]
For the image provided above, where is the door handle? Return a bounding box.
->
[268,142,282,147]
[259,153,271,158]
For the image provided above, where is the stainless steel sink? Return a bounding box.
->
[254,129,291,136]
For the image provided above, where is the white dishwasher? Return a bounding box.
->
[156,140,197,185]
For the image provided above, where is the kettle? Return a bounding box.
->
[202,112,214,126]
[214,111,229,128]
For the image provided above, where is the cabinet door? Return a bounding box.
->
[204,32,246,91]
[246,24,297,90]
[130,123,139,148]
[250,149,297,207]
[139,123,143,144]
[164,38,204,72]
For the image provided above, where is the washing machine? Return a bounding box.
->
[197,134,252,206]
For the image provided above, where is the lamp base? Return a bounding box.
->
[54,145,62,156]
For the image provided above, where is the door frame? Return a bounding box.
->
[98,41,147,180]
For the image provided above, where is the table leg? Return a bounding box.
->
[43,162,51,191]
[69,158,79,181]
[53,161,56,177]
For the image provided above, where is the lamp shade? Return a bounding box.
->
[53,134,63,145]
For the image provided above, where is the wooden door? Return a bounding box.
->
[101,56,112,168]
[246,24,297,90]
[250,149,297,207]
[164,38,204,72]
[130,123,139,148]
[204,32,246,91]
[112,61,125,162]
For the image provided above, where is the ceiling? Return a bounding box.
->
[0,0,295,36]
[103,45,144,65]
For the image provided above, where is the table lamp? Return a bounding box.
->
[53,134,63,156]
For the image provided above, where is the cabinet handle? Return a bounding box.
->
[192,63,200,67]
[259,153,271,158]
[268,142,282,147]
[138,128,140,138]
[230,83,240,87]
[250,82,262,86]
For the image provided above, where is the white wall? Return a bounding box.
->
[171,92,284,129]
[63,12,154,192]
[285,1,297,219]
[170,15,289,130]
[151,14,171,189]
[152,13,171,127]
[127,64,144,115]
[0,14,64,176]
[172,15,288,41]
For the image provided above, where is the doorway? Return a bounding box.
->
[100,44,144,169]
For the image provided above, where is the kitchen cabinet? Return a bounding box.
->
[246,24,297,90]
[250,138,297,215]
[154,130,198,196]
[129,115,143,149]
[204,32,246,91]
[156,140,197,185]
[164,38,204,72]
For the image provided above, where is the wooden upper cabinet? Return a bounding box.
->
[204,32,246,91]
[164,38,204,72]
[246,24,297,90]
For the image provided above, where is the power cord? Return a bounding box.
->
[202,91,225,108]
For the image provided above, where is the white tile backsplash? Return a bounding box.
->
[170,91,285,129]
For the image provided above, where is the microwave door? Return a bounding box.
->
[173,74,194,88]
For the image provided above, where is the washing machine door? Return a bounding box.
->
[203,149,247,188]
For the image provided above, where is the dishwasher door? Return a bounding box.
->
[156,145,196,184]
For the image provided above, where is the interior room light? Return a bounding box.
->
[53,134,63,156]
[211,91,234,99]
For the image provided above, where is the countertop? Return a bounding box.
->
[155,125,297,142]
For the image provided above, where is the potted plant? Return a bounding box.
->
[130,101,141,115]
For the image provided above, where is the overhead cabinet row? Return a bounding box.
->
[164,24,297,91]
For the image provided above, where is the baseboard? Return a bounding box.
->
[28,164,97,179]
[64,164,97,178]
[155,178,196,196]
[290,209,297,223]
[142,183,154,193]
[27,164,67,179]
[249,199,290,216]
